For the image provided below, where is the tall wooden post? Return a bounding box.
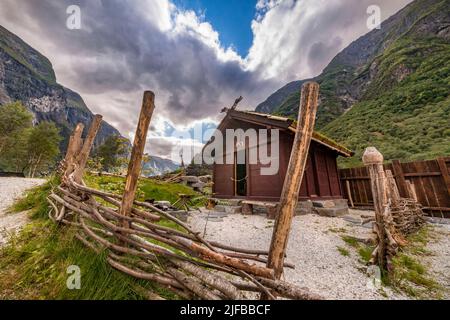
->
[73,115,103,184]
[266,82,320,283]
[362,147,388,269]
[64,123,84,168]
[119,91,155,223]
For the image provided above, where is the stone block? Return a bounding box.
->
[181,176,200,184]
[312,200,336,208]
[314,206,348,217]
[342,215,362,224]
[241,203,253,215]
[295,201,313,215]
[191,182,206,192]
[168,210,189,222]
[333,199,349,207]
[154,201,171,207]
[224,206,242,214]
[198,175,212,183]
[214,205,227,213]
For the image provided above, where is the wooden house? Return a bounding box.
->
[209,110,353,202]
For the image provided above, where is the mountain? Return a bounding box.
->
[142,156,180,176]
[0,25,122,151]
[256,0,450,166]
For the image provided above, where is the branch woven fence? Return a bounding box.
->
[46,92,321,300]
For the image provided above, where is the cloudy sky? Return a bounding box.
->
[0,0,411,161]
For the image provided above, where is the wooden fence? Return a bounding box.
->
[339,157,450,218]
[0,172,25,178]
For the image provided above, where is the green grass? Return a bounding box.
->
[341,235,360,248]
[9,176,59,218]
[358,245,375,264]
[328,227,347,233]
[0,174,201,300]
[389,226,443,299]
[337,247,350,257]
[272,26,450,167]
[338,226,443,299]
[340,235,375,264]
[0,221,175,300]
[84,174,198,205]
[323,37,450,167]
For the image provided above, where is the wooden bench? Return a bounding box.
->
[241,200,279,219]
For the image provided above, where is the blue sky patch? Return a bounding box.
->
[173,0,257,57]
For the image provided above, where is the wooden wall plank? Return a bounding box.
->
[438,157,450,196]
[338,158,450,218]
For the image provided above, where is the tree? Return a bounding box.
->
[26,122,61,177]
[0,103,61,176]
[94,135,129,172]
[0,102,32,153]
[0,127,31,172]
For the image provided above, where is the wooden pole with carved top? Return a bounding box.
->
[73,115,103,184]
[119,91,155,226]
[265,82,320,289]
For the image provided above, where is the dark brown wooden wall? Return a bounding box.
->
[212,119,343,201]
[339,157,450,218]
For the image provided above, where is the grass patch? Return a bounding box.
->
[8,176,59,219]
[389,226,443,299]
[340,235,375,264]
[0,175,201,300]
[84,174,198,205]
[337,247,350,257]
[329,227,347,233]
[0,220,175,299]
[341,235,360,248]
[358,245,375,264]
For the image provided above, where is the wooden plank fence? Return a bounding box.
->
[0,172,25,178]
[339,157,450,218]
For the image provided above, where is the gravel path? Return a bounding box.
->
[421,224,450,299]
[0,178,46,246]
[189,209,448,300]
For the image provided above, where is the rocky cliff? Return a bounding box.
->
[0,25,122,151]
[142,156,180,177]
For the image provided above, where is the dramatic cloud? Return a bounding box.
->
[0,0,412,159]
[247,0,412,81]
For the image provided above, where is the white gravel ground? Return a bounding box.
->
[420,224,450,298]
[0,177,46,246]
[189,209,449,300]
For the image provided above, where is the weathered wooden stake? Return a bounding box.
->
[266,82,320,284]
[363,147,388,269]
[119,91,155,223]
[64,123,84,170]
[73,115,103,183]
[346,180,354,208]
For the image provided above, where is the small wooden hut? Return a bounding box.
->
[210,110,353,202]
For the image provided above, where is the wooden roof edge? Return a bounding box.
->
[230,110,354,158]
[312,131,354,158]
